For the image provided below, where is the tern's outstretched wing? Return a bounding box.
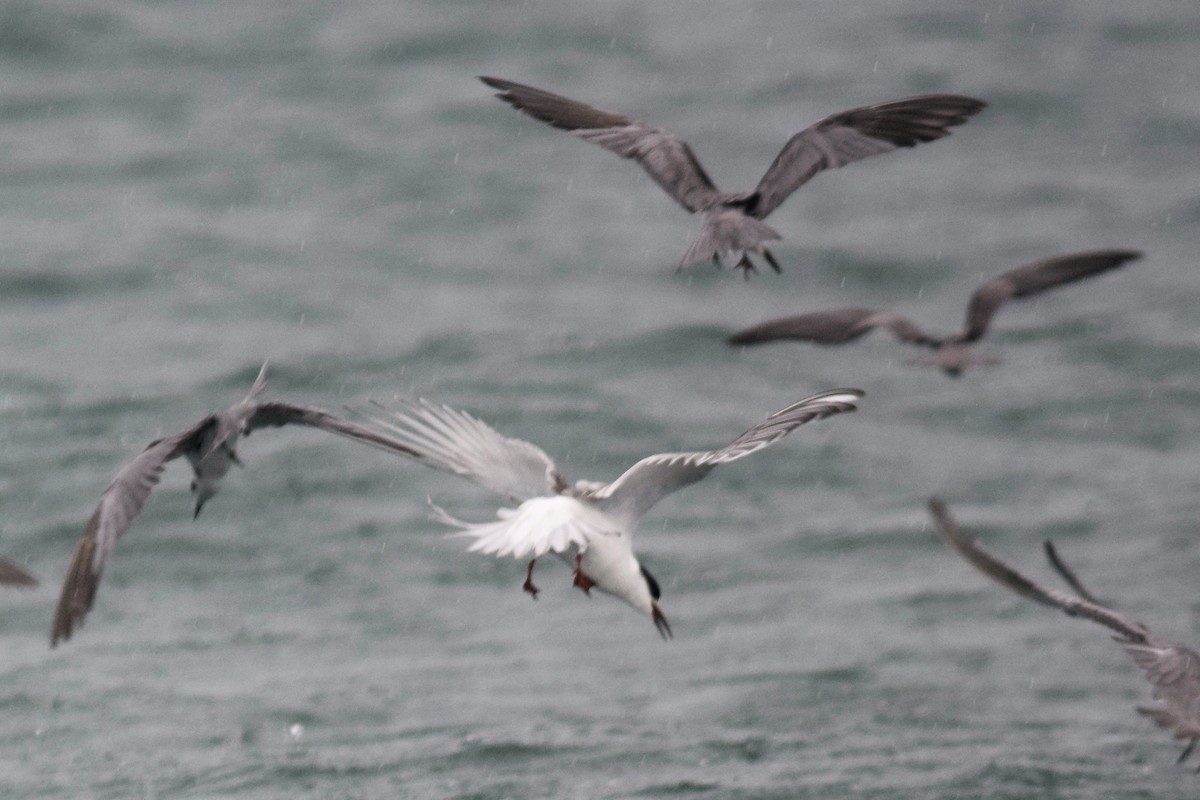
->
[1127,640,1200,748]
[0,557,36,587]
[591,389,862,523]
[748,95,985,220]
[52,417,216,647]
[242,400,421,448]
[1042,540,1102,604]
[481,75,723,213]
[209,366,410,460]
[927,498,1148,639]
[928,498,1200,756]
[729,308,938,347]
[960,249,1141,342]
[338,399,567,502]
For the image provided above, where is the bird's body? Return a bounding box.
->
[729,249,1142,374]
[928,498,1200,763]
[481,76,984,275]
[185,364,270,518]
[51,363,409,646]
[902,342,1002,377]
[432,480,672,634]
[331,389,864,637]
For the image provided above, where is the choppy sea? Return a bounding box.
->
[1,1,1199,797]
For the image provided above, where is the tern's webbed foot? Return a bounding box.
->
[572,571,594,595]
[572,554,594,595]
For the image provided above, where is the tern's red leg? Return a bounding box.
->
[522,559,539,600]
[572,554,595,595]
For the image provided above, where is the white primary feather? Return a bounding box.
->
[354,399,564,501]
[590,389,863,523]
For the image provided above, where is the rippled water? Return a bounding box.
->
[1,1,1199,797]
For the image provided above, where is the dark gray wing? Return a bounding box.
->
[210,366,390,458]
[480,76,723,213]
[590,390,862,524]
[0,557,36,587]
[1043,540,1102,604]
[960,249,1142,342]
[927,498,1149,640]
[52,417,216,647]
[245,400,434,461]
[749,94,986,220]
[729,308,937,347]
[244,401,402,439]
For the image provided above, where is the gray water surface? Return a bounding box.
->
[2,1,1199,798]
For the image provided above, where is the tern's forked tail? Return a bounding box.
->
[679,208,782,273]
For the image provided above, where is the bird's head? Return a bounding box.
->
[641,564,672,640]
[190,479,218,520]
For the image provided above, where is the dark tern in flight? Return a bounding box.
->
[729,249,1141,375]
[51,363,411,647]
[929,498,1200,765]
[481,76,985,276]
